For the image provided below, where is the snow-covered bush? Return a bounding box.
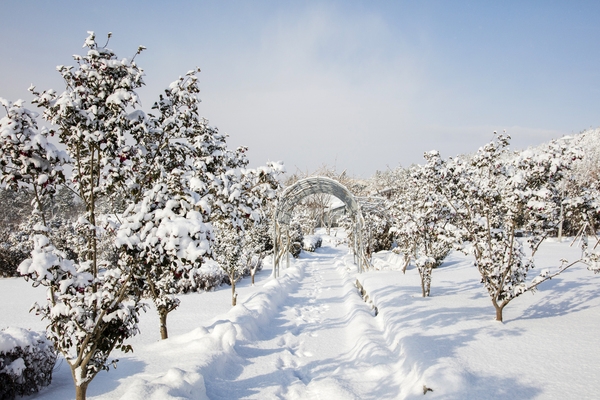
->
[241,217,273,284]
[302,235,322,252]
[0,328,56,399]
[288,222,304,258]
[560,129,600,236]
[0,230,29,277]
[179,261,224,292]
[291,205,316,236]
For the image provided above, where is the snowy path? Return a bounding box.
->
[202,245,400,399]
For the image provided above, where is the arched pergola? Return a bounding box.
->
[272,177,367,277]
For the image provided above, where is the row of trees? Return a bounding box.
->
[0,32,282,400]
[363,131,600,321]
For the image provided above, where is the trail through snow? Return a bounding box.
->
[203,245,397,399]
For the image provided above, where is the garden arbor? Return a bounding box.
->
[272,177,367,277]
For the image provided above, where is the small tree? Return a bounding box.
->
[384,164,459,296]
[2,32,148,400]
[212,161,284,305]
[115,69,221,340]
[423,132,581,321]
[214,221,244,306]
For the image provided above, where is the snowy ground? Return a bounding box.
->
[2,230,600,399]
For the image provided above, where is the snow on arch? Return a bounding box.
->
[272,176,366,277]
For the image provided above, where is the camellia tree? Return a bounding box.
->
[115,69,220,340]
[1,32,147,400]
[422,132,582,321]
[391,164,461,297]
[211,159,284,306]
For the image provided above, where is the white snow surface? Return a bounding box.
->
[1,229,600,399]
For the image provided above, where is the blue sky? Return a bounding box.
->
[1,1,599,177]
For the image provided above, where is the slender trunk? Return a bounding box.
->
[72,364,90,400]
[75,382,89,400]
[419,265,432,297]
[231,278,237,306]
[495,306,503,322]
[402,254,410,274]
[492,299,504,322]
[159,309,168,340]
[558,202,564,241]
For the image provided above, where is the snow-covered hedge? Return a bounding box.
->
[302,235,323,252]
[0,328,56,399]
[179,261,225,293]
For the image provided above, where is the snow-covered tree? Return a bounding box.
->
[423,132,581,321]
[0,98,67,224]
[214,221,244,306]
[116,170,213,339]
[5,32,147,400]
[211,160,284,305]
[390,164,460,297]
[114,69,220,340]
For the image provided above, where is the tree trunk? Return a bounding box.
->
[231,279,237,306]
[159,310,168,340]
[557,202,564,241]
[419,264,432,297]
[493,300,505,322]
[495,306,503,322]
[75,380,89,400]
[402,254,410,274]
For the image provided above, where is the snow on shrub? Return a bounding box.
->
[0,328,56,399]
[288,222,303,258]
[179,260,225,293]
[0,231,29,278]
[302,235,322,252]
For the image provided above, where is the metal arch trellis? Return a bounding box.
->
[271,176,368,278]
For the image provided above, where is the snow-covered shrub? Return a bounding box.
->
[302,235,322,252]
[559,129,600,237]
[241,218,273,284]
[291,206,315,236]
[0,230,29,278]
[0,328,56,399]
[179,261,225,292]
[364,209,395,255]
[288,222,304,258]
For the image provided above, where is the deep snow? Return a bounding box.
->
[1,230,600,399]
